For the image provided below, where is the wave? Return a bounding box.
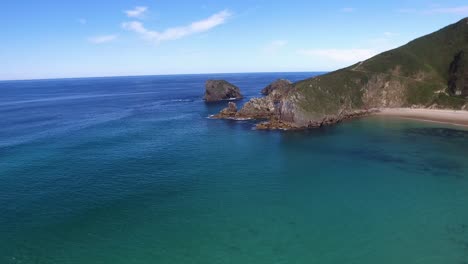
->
[0,92,161,107]
[170,99,194,102]
[206,115,252,121]
[0,111,133,149]
[153,113,195,122]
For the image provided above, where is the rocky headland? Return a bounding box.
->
[212,79,377,129]
[211,18,468,130]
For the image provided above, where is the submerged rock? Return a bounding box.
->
[204,80,243,102]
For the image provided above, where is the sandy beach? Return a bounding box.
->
[375,108,468,127]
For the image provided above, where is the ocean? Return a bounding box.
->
[1,72,468,264]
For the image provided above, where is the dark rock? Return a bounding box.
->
[204,80,243,102]
[448,50,468,97]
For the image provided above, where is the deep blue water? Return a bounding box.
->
[1,73,468,264]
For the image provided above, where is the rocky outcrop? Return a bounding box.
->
[212,77,377,129]
[214,102,238,118]
[255,119,299,130]
[212,98,274,120]
[448,50,468,97]
[237,98,276,118]
[204,80,243,102]
[261,79,293,96]
[260,109,378,130]
[213,79,293,120]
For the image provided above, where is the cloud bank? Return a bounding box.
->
[425,6,468,14]
[122,10,231,43]
[125,6,148,19]
[399,5,468,15]
[88,35,118,44]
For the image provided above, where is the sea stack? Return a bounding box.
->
[204,80,243,102]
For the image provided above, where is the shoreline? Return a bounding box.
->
[373,108,468,127]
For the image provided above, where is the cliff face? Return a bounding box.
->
[448,50,468,97]
[276,17,468,127]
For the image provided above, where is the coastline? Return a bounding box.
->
[374,108,468,127]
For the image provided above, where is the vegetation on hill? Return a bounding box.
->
[291,18,468,122]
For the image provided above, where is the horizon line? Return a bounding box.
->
[0,70,330,82]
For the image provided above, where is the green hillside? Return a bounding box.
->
[290,18,468,122]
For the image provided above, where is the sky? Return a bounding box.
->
[1,0,468,80]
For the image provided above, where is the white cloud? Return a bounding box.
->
[340,7,356,13]
[298,49,378,63]
[425,6,468,14]
[78,18,87,25]
[397,8,416,13]
[398,5,468,15]
[383,32,399,37]
[122,10,231,43]
[264,40,288,54]
[125,6,148,19]
[88,35,118,44]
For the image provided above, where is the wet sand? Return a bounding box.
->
[375,108,468,127]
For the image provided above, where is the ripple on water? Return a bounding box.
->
[405,127,468,139]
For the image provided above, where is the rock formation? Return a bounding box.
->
[237,98,276,118]
[204,80,243,102]
[213,79,295,125]
[212,18,468,130]
[448,50,468,97]
[215,102,238,118]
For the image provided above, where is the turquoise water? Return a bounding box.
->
[1,73,468,263]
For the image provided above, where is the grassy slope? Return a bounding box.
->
[294,18,468,116]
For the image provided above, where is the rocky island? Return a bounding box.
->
[212,18,468,130]
[204,80,243,102]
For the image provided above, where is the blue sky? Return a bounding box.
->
[1,0,468,80]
